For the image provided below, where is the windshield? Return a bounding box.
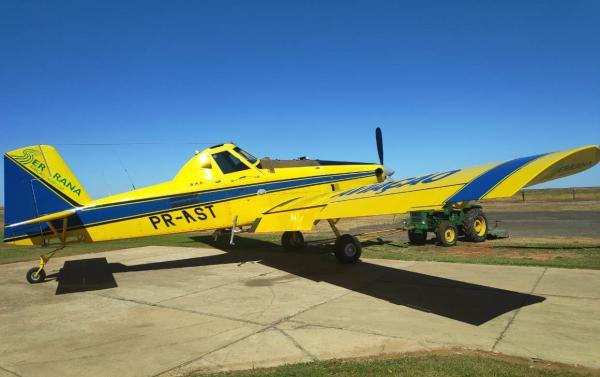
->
[212,151,250,174]
[234,146,258,164]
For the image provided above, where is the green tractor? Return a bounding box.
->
[405,203,489,247]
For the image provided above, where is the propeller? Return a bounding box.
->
[375,127,394,179]
[375,127,384,165]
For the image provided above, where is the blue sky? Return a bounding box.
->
[1,0,599,203]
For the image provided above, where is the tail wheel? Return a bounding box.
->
[334,234,362,264]
[408,230,427,245]
[281,231,305,251]
[26,267,46,284]
[436,221,458,247]
[463,208,488,242]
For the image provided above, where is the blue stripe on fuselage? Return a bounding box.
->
[5,171,373,240]
[445,153,546,204]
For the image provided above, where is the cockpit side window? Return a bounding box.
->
[234,147,258,164]
[212,151,250,174]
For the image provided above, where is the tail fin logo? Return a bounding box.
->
[13,149,38,165]
[7,144,92,205]
[11,148,47,174]
[52,172,82,196]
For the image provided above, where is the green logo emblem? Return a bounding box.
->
[12,149,47,173]
[52,172,82,196]
[12,149,81,196]
[13,149,38,165]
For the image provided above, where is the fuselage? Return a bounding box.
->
[6,143,383,245]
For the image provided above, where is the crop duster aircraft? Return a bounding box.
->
[3,129,600,284]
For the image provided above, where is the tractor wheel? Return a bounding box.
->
[408,230,427,245]
[281,231,305,251]
[436,221,458,247]
[463,208,488,242]
[334,234,362,264]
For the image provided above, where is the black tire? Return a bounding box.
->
[408,230,427,245]
[463,208,488,242]
[436,221,458,247]
[281,231,305,251]
[334,234,362,264]
[26,267,45,284]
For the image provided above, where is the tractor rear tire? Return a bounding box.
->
[463,208,488,242]
[436,221,458,247]
[334,234,362,264]
[408,230,427,245]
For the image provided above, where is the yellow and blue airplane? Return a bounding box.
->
[3,129,599,284]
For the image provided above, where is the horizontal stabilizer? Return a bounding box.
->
[4,208,77,228]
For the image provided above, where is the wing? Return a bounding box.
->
[253,145,600,232]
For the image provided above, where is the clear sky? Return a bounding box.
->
[1,1,599,204]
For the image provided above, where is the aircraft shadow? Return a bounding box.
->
[49,235,545,326]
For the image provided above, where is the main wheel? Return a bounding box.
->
[334,234,362,264]
[26,267,46,284]
[463,208,488,242]
[436,221,458,247]
[408,230,427,245]
[281,231,305,251]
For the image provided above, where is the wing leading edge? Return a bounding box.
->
[253,145,600,232]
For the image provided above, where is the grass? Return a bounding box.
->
[361,239,600,269]
[2,203,600,269]
[519,187,600,202]
[2,228,600,270]
[0,227,297,264]
[190,352,598,377]
[0,231,260,264]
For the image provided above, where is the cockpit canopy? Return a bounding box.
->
[211,146,258,174]
[173,143,375,187]
[173,143,259,186]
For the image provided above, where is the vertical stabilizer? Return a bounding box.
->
[4,145,90,231]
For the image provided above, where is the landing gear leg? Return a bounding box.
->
[26,249,57,284]
[327,219,341,238]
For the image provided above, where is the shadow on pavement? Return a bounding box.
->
[48,235,545,326]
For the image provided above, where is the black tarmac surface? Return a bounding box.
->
[487,211,600,238]
[349,210,600,239]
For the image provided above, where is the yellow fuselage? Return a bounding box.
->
[7,143,381,245]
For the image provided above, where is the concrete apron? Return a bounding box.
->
[0,246,599,377]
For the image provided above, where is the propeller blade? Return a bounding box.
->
[375,127,384,165]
